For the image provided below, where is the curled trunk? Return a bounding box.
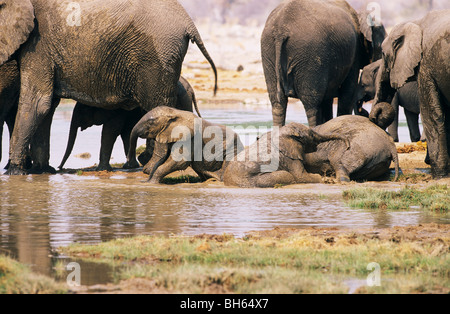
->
[58,118,79,169]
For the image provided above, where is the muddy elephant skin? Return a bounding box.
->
[304,115,400,182]
[125,107,243,183]
[223,123,349,188]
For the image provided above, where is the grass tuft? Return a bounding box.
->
[343,185,449,213]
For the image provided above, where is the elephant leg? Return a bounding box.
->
[419,72,448,178]
[251,170,296,188]
[328,153,351,183]
[320,98,334,125]
[98,114,127,171]
[337,66,360,118]
[149,155,190,184]
[6,71,55,175]
[29,99,59,174]
[285,159,323,184]
[388,93,400,142]
[404,109,421,142]
[303,96,325,128]
[144,142,172,178]
[271,91,289,127]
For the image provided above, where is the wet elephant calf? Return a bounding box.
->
[223,123,349,188]
[304,115,400,182]
[124,106,243,183]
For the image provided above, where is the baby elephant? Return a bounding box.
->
[304,115,400,182]
[124,106,243,183]
[223,123,349,188]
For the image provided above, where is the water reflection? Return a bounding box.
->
[0,173,447,282]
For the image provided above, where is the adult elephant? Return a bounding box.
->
[261,0,385,127]
[58,77,200,171]
[0,0,218,175]
[357,60,422,142]
[372,10,450,178]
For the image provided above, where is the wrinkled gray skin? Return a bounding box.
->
[372,10,450,178]
[0,60,34,170]
[304,115,400,182]
[58,77,200,171]
[223,123,349,188]
[125,107,243,183]
[0,60,20,167]
[0,0,217,175]
[261,0,386,127]
[357,60,422,142]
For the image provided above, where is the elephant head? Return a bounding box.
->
[125,106,196,168]
[0,0,35,66]
[358,10,387,62]
[374,22,423,105]
[369,102,396,130]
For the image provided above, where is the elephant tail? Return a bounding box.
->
[188,27,218,96]
[192,91,202,118]
[274,37,287,104]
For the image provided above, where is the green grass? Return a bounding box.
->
[161,175,202,185]
[0,255,66,294]
[60,229,450,294]
[343,185,450,212]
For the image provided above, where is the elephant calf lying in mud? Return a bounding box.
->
[124,106,243,183]
[223,123,349,188]
[304,114,400,182]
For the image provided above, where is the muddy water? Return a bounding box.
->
[0,101,440,286]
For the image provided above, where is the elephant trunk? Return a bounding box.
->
[58,118,79,169]
[123,126,141,169]
[370,102,395,130]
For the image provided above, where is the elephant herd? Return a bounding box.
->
[0,0,449,188]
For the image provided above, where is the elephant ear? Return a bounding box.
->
[156,111,197,144]
[278,136,304,161]
[0,0,35,66]
[359,10,387,61]
[385,22,423,90]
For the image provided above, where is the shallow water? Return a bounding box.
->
[1,101,441,286]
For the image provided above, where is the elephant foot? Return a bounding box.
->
[28,165,57,175]
[138,151,152,166]
[338,175,351,183]
[123,160,140,169]
[95,164,113,172]
[147,177,162,184]
[432,168,448,179]
[4,164,28,175]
